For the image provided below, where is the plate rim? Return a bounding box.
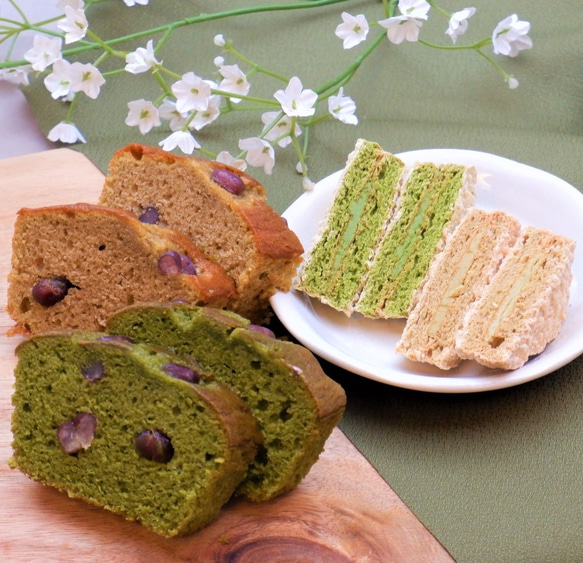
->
[270,148,583,393]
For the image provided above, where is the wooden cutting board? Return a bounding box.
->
[0,150,453,562]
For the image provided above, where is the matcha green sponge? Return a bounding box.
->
[9,332,261,537]
[106,303,347,502]
[296,139,406,313]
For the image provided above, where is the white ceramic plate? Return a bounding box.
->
[270,149,583,393]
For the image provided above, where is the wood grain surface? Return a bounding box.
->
[0,149,453,562]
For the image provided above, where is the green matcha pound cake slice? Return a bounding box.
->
[106,304,347,502]
[9,332,261,538]
[355,161,476,318]
[296,139,406,313]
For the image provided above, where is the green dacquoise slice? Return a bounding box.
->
[295,139,407,314]
[355,162,476,318]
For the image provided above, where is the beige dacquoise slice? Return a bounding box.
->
[396,209,521,370]
[454,226,576,370]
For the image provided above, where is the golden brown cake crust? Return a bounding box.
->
[7,203,236,335]
[99,144,303,321]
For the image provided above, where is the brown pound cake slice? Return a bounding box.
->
[396,209,521,370]
[106,303,347,502]
[9,332,261,538]
[455,226,576,370]
[99,143,304,322]
[6,203,236,335]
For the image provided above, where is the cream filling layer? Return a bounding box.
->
[332,177,372,271]
[486,255,541,344]
[428,230,485,337]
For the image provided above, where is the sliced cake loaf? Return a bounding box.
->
[396,209,521,370]
[296,139,407,313]
[6,203,236,335]
[455,226,576,370]
[355,160,476,318]
[9,332,261,537]
[99,143,304,322]
[106,303,347,502]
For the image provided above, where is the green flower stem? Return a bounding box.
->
[475,47,512,82]
[417,37,493,51]
[426,1,450,19]
[65,92,80,122]
[210,88,280,107]
[302,113,331,128]
[0,0,352,69]
[152,69,173,98]
[260,110,285,138]
[154,24,175,52]
[86,29,126,58]
[382,0,399,18]
[316,29,386,96]
[7,0,27,24]
[224,43,289,83]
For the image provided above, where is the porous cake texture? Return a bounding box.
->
[455,227,576,370]
[99,144,304,322]
[106,303,347,502]
[295,139,476,319]
[296,139,406,313]
[9,332,261,538]
[6,203,235,335]
[356,161,476,318]
[396,209,522,370]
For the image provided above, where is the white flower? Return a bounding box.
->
[379,0,430,45]
[24,35,62,72]
[123,0,149,6]
[238,137,275,175]
[125,99,161,134]
[218,64,250,103]
[0,67,30,86]
[379,16,422,44]
[172,72,212,113]
[213,56,225,68]
[261,111,301,148]
[189,95,221,130]
[274,76,317,118]
[56,0,84,9]
[159,131,200,154]
[327,87,358,125]
[446,7,476,44]
[335,12,369,49]
[507,77,519,89]
[492,14,533,58]
[125,40,160,74]
[57,6,88,44]
[158,99,189,131]
[216,151,247,171]
[47,121,86,144]
[214,34,226,47]
[44,59,74,100]
[398,0,431,18]
[302,177,315,191]
[69,62,105,99]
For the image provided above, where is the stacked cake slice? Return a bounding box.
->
[454,226,575,370]
[398,216,575,371]
[296,139,407,313]
[296,139,576,371]
[395,209,522,369]
[296,139,476,318]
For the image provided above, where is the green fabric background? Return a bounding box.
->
[22,1,583,561]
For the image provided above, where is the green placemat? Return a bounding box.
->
[20,1,583,560]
